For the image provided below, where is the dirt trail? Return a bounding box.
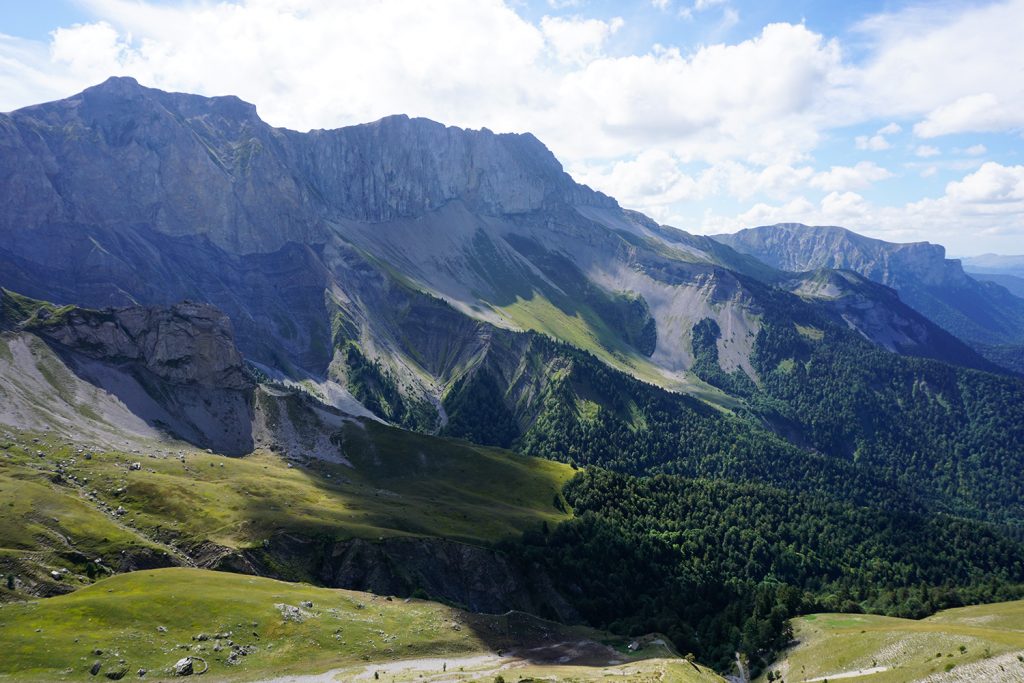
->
[804,665,890,681]
[254,640,657,683]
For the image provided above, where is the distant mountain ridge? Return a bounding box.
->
[712,223,1024,353]
[961,253,1024,278]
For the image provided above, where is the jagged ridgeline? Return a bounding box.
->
[2,78,1024,680]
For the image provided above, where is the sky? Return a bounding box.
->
[1,1,1023,255]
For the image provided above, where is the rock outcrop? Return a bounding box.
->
[29,302,250,390]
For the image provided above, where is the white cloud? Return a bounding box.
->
[915,145,940,158]
[718,7,740,31]
[965,144,987,156]
[945,162,1024,203]
[574,156,819,222]
[811,161,892,192]
[678,0,728,19]
[852,1,1024,133]
[552,22,841,162]
[913,93,1020,138]
[541,15,623,65]
[854,122,901,151]
[855,134,890,151]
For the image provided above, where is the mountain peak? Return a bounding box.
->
[89,75,144,93]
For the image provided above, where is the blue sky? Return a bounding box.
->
[1,0,1022,254]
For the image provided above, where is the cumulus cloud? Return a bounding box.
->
[913,93,1020,138]
[852,0,1024,131]
[541,15,623,65]
[915,145,940,158]
[945,162,1024,203]
[855,134,890,151]
[553,22,841,161]
[854,123,901,151]
[811,162,892,192]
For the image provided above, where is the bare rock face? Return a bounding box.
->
[298,114,617,222]
[0,77,614,256]
[30,302,250,390]
[712,223,967,288]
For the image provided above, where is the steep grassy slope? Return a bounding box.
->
[0,567,723,682]
[0,424,572,600]
[763,601,1024,682]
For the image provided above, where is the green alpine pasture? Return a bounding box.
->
[762,601,1024,682]
[0,421,573,597]
[0,567,724,682]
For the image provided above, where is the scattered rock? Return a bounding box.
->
[137,669,147,678]
[300,600,313,608]
[275,603,312,622]
[129,462,141,471]
[173,658,192,676]
[193,633,208,642]
[105,665,129,680]
[156,626,167,633]
[90,661,102,676]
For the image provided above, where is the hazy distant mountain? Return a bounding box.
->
[712,223,1024,351]
[961,253,1024,278]
[967,272,1024,299]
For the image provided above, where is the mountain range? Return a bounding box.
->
[2,78,1024,680]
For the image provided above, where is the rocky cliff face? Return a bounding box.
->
[0,76,613,255]
[29,301,250,390]
[214,535,578,622]
[712,223,967,288]
[0,292,256,453]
